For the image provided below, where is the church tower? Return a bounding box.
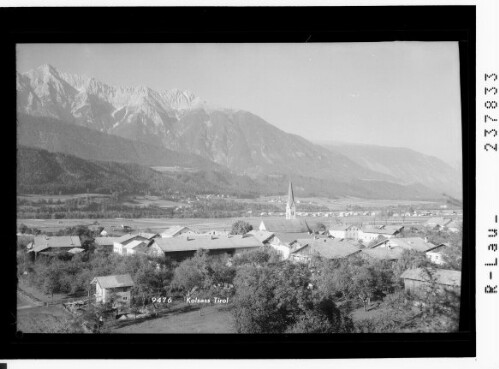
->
[286,181,296,220]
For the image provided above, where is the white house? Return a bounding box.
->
[113,234,150,255]
[91,274,134,307]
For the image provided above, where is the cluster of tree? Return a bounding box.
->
[354,283,460,333]
[23,252,175,303]
[232,262,354,333]
[18,196,287,219]
[17,202,178,220]
[230,220,253,235]
[312,255,398,311]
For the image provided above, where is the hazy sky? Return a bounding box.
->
[17,42,462,166]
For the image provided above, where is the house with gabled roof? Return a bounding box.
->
[149,234,263,261]
[289,238,361,263]
[28,235,82,259]
[94,237,117,253]
[360,225,404,243]
[444,220,462,233]
[91,274,134,306]
[265,232,314,260]
[360,247,406,261]
[113,233,151,255]
[400,268,461,297]
[137,232,160,240]
[124,240,151,256]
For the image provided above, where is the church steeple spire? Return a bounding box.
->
[286,181,296,219]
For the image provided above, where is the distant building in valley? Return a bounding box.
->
[328,224,403,243]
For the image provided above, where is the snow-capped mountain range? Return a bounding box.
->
[16,64,462,199]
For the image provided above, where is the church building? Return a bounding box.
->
[286,181,296,220]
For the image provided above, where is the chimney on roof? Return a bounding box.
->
[424,237,428,243]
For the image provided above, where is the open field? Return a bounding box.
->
[113,304,235,333]
[17,304,73,333]
[122,195,185,209]
[18,193,111,202]
[17,213,436,234]
[151,166,199,173]
[17,293,38,310]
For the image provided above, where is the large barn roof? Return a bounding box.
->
[153,235,263,253]
[260,219,310,233]
[361,247,405,260]
[91,274,135,289]
[388,237,440,252]
[33,235,81,252]
[292,238,361,259]
[246,230,275,244]
[273,232,312,245]
[400,268,461,286]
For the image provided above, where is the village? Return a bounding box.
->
[16,182,463,334]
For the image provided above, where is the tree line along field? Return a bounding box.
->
[17,190,455,221]
[16,214,436,236]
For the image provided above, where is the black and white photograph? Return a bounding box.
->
[15,41,466,335]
